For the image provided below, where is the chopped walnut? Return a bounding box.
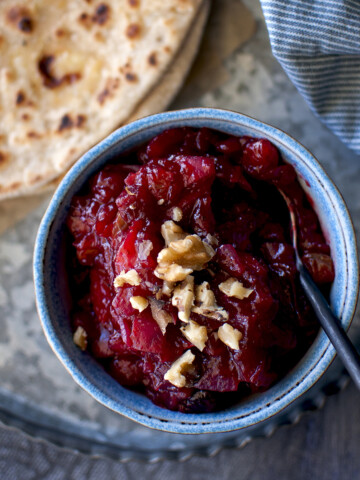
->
[73,326,88,351]
[218,323,243,350]
[149,298,174,334]
[161,220,186,246]
[156,280,175,299]
[164,350,195,388]
[171,275,194,322]
[113,269,141,287]
[157,198,165,205]
[219,277,254,300]
[205,233,219,247]
[130,296,148,312]
[195,281,216,307]
[162,280,174,297]
[171,207,183,222]
[192,282,229,322]
[155,228,215,282]
[180,320,208,351]
[156,264,193,283]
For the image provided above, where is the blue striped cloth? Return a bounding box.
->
[260,0,360,155]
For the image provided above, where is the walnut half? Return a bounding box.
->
[155,223,215,283]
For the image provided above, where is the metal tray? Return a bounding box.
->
[1,0,360,462]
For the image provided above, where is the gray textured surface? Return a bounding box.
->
[1,1,360,478]
[0,383,358,479]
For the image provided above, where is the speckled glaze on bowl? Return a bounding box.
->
[33,108,359,434]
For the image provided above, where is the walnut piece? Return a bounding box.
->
[180,320,208,351]
[161,220,186,246]
[155,223,215,282]
[171,275,194,322]
[155,280,175,300]
[114,269,141,287]
[149,298,174,334]
[195,281,216,307]
[192,281,229,322]
[219,277,254,300]
[130,296,148,312]
[162,280,174,297]
[218,323,243,350]
[171,207,183,222]
[205,233,219,247]
[155,263,193,283]
[164,350,195,388]
[73,326,87,351]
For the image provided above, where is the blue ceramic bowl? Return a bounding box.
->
[33,108,359,434]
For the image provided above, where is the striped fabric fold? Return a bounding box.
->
[260,0,360,154]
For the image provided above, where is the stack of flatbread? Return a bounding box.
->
[0,0,210,200]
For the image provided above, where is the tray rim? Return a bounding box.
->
[0,367,350,463]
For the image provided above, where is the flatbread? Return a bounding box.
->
[0,0,203,199]
[6,0,210,198]
[128,0,210,122]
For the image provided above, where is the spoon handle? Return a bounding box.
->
[299,264,360,390]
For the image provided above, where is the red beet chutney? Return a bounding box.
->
[66,127,334,413]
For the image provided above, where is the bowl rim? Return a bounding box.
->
[33,107,359,434]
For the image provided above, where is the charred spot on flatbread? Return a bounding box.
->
[76,115,87,128]
[148,52,158,66]
[78,12,90,28]
[38,55,82,89]
[15,90,33,107]
[78,3,110,29]
[126,23,141,39]
[58,114,87,132]
[128,0,139,7]
[58,115,74,132]
[125,72,138,83]
[16,91,26,105]
[6,6,34,33]
[93,4,110,25]
[27,131,42,139]
[97,77,121,105]
[55,28,67,38]
[0,151,10,170]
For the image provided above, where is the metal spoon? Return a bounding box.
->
[279,189,360,390]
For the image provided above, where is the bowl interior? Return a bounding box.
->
[34,108,359,434]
